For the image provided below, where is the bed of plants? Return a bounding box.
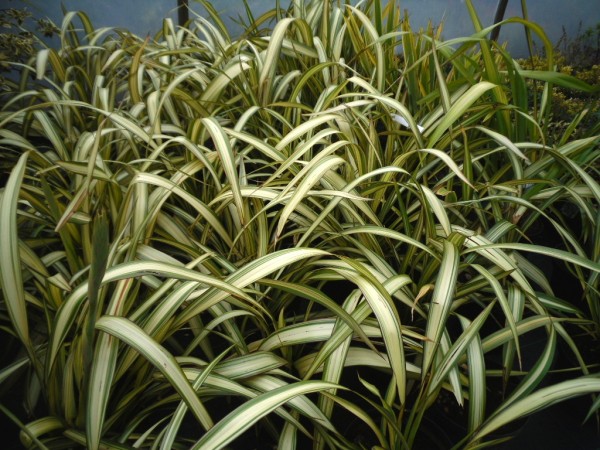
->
[516,22,600,143]
[1,0,599,448]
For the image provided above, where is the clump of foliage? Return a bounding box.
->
[0,0,599,449]
[556,22,600,68]
[519,23,600,141]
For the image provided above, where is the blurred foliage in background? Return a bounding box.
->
[519,22,600,142]
[0,5,58,87]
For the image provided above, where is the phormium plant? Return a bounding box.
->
[0,0,599,449]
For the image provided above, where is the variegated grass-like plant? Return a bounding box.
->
[1,0,599,449]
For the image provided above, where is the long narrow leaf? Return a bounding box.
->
[95,316,213,430]
[423,240,460,373]
[469,376,600,445]
[191,381,340,449]
[0,152,33,356]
